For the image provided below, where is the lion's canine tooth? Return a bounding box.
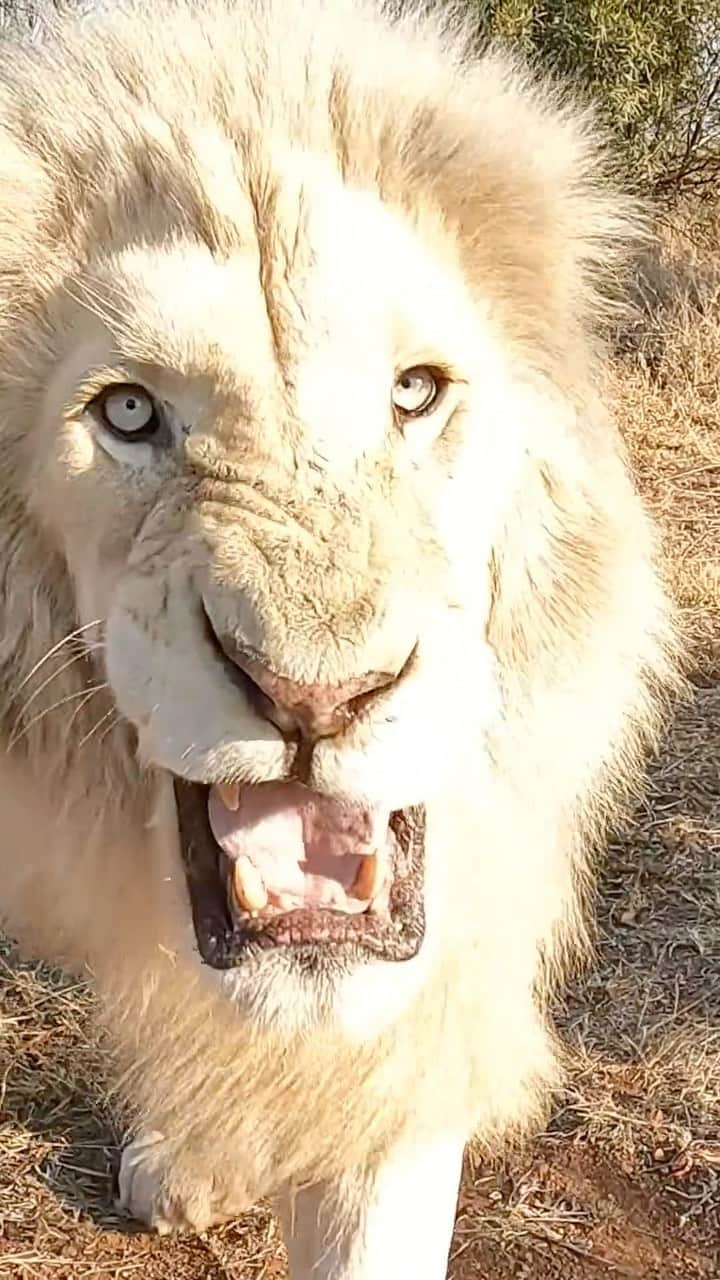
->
[216,782,240,811]
[351,852,378,901]
[231,856,267,914]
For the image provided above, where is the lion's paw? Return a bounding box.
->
[117,1130,248,1235]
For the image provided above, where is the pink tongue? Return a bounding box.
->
[208,782,379,912]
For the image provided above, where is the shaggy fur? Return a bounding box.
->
[0,0,677,1259]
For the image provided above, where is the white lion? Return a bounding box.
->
[0,1,676,1276]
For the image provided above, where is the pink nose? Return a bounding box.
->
[235,656,402,738]
[206,604,416,739]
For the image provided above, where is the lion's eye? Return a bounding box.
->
[391,366,440,417]
[98,384,158,439]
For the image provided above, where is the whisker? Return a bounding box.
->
[77,704,118,749]
[14,619,104,697]
[10,644,104,737]
[64,270,139,339]
[7,683,109,753]
[62,278,123,332]
[97,713,123,747]
[68,683,110,733]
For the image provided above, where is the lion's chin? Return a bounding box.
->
[173,779,426,973]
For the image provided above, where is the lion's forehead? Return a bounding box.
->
[99,164,478,388]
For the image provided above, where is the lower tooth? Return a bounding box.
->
[231,856,268,913]
[352,853,378,901]
[217,782,240,811]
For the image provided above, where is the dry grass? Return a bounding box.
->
[2,208,720,1278]
[619,207,720,680]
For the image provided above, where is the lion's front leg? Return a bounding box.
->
[276,1132,464,1280]
[117,1128,253,1235]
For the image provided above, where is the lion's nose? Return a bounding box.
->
[237,657,402,738]
[209,623,414,740]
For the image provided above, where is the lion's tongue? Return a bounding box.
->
[208,782,383,913]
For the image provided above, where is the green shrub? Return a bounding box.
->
[472,0,720,198]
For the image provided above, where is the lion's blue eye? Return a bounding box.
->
[99,384,158,438]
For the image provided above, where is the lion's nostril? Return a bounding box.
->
[203,606,413,740]
[236,657,402,739]
[227,649,402,739]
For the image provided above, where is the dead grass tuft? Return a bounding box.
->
[618,206,720,682]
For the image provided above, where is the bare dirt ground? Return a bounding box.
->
[1,214,719,1279]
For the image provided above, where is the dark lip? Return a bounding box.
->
[173,780,427,970]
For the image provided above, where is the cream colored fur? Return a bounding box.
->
[0,1,677,1275]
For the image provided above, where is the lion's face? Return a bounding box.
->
[28,151,534,1029]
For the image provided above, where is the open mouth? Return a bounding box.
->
[174,780,426,970]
